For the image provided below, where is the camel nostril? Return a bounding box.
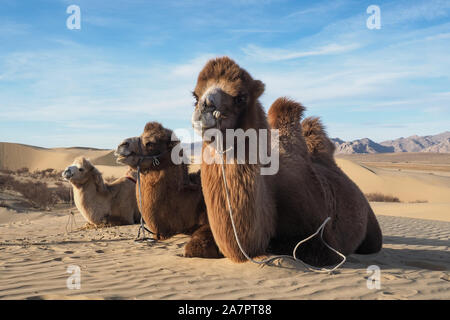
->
[62,170,72,178]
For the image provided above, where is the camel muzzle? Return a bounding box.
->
[62,169,73,179]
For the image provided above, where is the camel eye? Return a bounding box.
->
[79,168,84,172]
[234,94,247,105]
[146,142,156,148]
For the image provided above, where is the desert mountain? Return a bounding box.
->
[331,138,394,154]
[380,131,450,153]
[332,131,449,154]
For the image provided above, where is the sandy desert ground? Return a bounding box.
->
[0,143,449,300]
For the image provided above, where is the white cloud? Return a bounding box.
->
[169,54,217,78]
[382,0,450,25]
[242,43,360,62]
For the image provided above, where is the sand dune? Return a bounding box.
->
[0,142,126,178]
[1,142,449,220]
[336,158,450,203]
[0,142,449,299]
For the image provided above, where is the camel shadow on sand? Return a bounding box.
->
[263,235,449,272]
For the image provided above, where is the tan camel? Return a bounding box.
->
[62,157,140,226]
[115,122,221,258]
[191,57,382,265]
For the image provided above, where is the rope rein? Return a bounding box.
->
[135,163,156,242]
[65,183,77,233]
[213,111,346,273]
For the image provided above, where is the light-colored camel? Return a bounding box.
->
[62,157,140,226]
[115,122,221,258]
[191,57,382,265]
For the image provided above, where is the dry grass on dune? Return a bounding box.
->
[104,176,118,183]
[365,192,400,203]
[0,168,72,210]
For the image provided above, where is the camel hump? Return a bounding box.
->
[267,97,305,129]
[301,116,336,161]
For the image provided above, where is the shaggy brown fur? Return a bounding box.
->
[192,57,382,265]
[192,57,277,262]
[63,157,140,226]
[115,122,221,258]
[268,97,382,265]
[301,116,336,166]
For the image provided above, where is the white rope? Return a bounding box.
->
[135,165,155,242]
[214,113,346,273]
[65,183,77,233]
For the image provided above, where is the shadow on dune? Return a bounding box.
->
[349,247,449,271]
[382,235,449,247]
[261,235,449,272]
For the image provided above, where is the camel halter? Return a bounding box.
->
[213,110,346,273]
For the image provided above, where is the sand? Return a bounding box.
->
[0,209,448,300]
[0,143,449,299]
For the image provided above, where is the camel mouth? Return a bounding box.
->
[115,152,137,165]
[192,110,217,136]
[115,155,127,164]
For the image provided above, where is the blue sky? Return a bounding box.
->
[0,0,449,148]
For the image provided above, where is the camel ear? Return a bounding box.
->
[92,167,108,194]
[167,130,180,149]
[81,157,91,169]
[252,80,265,98]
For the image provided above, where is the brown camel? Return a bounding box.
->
[115,122,221,258]
[191,57,382,265]
[63,157,140,226]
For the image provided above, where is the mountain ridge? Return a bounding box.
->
[332,131,450,154]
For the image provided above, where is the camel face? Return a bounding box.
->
[191,57,265,135]
[115,137,141,168]
[191,85,236,133]
[62,157,92,184]
[115,122,178,170]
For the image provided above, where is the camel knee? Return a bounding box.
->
[184,225,222,259]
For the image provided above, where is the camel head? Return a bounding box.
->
[115,122,179,170]
[63,157,97,185]
[191,56,265,136]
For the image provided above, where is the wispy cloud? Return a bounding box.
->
[382,0,450,25]
[285,0,350,19]
[242,43,360,61]
[0,21,31,37]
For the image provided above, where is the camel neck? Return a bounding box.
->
[71,178,94,191]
